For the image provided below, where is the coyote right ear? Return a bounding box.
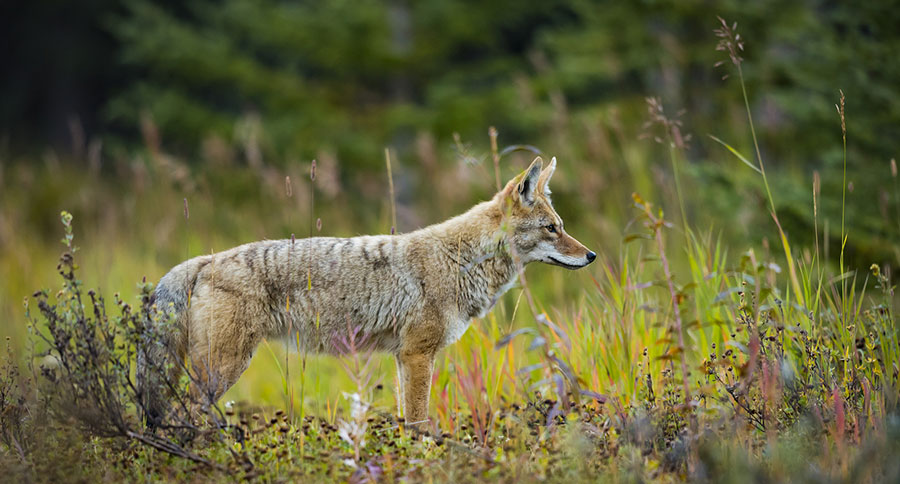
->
[516,156,543,206]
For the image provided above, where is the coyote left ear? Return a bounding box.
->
[537,156,557,195]
[516,156,543,206]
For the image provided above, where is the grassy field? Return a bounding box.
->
[2,27,900,483]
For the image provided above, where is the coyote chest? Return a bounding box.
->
[443,275,518,345]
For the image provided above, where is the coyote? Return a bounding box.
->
[143,156,595,426]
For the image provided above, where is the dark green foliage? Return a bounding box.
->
[3,1,900,264]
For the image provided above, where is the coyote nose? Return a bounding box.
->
[586,251,596,263]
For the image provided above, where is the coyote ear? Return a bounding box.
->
[516,156,543,206]
[537,156,557,196]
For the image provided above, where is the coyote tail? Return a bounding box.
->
[137,261,194,428]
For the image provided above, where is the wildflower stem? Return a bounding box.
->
[668,141,689,239]
[737,64,776,220]
[385,147,397,234]
[490,126,501,192]
[838,90,848,322]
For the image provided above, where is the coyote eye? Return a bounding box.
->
[545,224,557,234]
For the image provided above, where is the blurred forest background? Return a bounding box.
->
[2,0,899,407]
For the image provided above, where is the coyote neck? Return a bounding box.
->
[424,200,519,319]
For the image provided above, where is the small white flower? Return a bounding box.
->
[338,392,370,450]
[338,423,354,446]
[343,391,370,421]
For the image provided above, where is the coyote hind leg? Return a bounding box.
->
[186,315,259,422]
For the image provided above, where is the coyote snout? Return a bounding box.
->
[143,155,594,427]
[538,222,596,269]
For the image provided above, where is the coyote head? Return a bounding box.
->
[498,156,596,269]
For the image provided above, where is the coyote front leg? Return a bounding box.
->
[397,352,435,426]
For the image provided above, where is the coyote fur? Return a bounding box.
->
[143,156,595,426]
